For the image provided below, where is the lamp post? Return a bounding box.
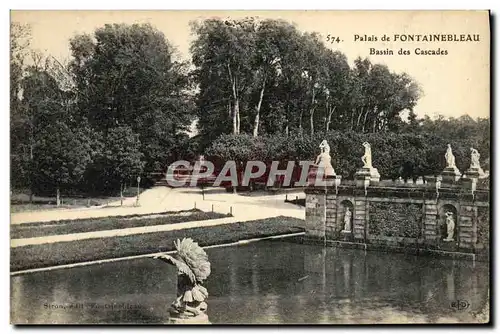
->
[136,176,141,207]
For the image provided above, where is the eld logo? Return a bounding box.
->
[451,300,470,311]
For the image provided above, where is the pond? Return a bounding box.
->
[11,240,489,324]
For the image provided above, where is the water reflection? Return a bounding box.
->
[11,240,489,324]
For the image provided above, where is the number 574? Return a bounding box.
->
[327,34,341,43]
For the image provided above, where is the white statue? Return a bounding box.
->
[443,212,455,241]
[445,144,456,169]
[470,147,481,169]
[315,140,335,177]
[361,142,372,168]
[342,207,352,232]
[319,140,330,155]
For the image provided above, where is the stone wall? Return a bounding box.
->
[304,185,489,261]
[305,190,326,240]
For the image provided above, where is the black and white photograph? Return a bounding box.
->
[9,10,490,325]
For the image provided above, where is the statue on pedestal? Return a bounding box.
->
[342,207,352,232]
[314,140,335,177]
[445,144,456,169]
[443,212,455,242]
[470,148,480,169]
[361,142,373,168]
[153,238,211,322]
[463,147,486,182]
[441,144,461,182]
[470,147,487,175]
[354,142,380,184]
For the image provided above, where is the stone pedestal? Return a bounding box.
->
[424,176,437,186]
[340,230,353,241]
[167,313,211,324]
[355,175,370,188]
[355,167,380,186]
[323,175,336,187]
[441,166,461,183]
[463,167,482,179]
[308,168,341,187]
[331,175,342,187]
[462,168,481,193]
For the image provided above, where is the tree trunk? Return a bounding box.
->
[253,80,266,137]
[350,108,357,130]
[232,99,240,135]
[120,183,124,206]
[310,108,315,135]
[372,106,380,133]
[309,88,316,135]
[235,100,240,134]
[29,142,34,203]
[356,107,364,131]
[232,101,237,134]
[324,102,329,132]
[284,103,290,136]
[56,187,60,206]
[362,108,370,133]
[228,65,240,135]
[29,109,34,204]
[298,109,304,133]
[325,106,337,132]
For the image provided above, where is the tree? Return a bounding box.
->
[300,33,331,135]
[10,22,32,191]
[261,21,307,135]
[69,23,193,173]
[191,18,257,136]
[10,22,31,117]
[100,126,145,205]
[191,18,421,139]
[33,121,92,205]
[347,58,422,133]
[322,50,351,132]
[12,50,75,200]
[250,20,287,136]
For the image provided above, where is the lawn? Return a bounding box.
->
[11,209,231,239]
[10,216,305,271]
[10,187,147,213]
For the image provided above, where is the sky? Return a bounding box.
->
[11,10,491,120]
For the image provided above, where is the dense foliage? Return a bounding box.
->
[369,202,422,238]
[477,207,489,246]
[191,18,421,144]
[206,122,490,180]
[10,19,490,200]
[11,23,193,197]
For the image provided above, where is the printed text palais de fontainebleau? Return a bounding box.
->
[326,33,481,56]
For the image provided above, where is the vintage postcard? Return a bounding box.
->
[10,10,490,325]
